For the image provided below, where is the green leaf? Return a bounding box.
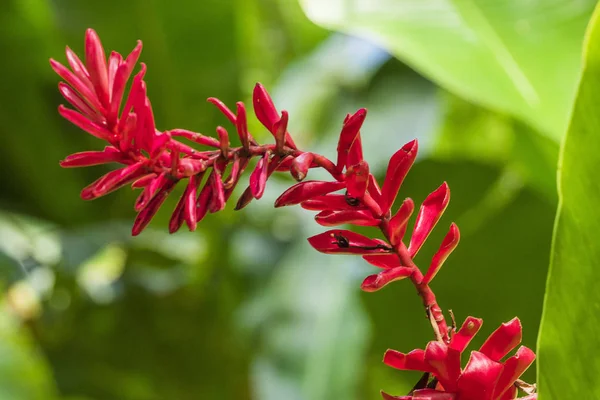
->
[0,311,59,400]
[298,0,596,139]
[538,4,600,398]
[433,94,559,202]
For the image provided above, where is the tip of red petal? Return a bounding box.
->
[427,181,450,206]
[402,138,418,152]
[503,317,522,334]
[360,274,379,292]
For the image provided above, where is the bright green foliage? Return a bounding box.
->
[299,0,595,139]
[538,4,600,398]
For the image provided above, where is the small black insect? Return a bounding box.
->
[330,233,392,251]
[344,191,361,207]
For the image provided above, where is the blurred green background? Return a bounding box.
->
[0,0,595,399]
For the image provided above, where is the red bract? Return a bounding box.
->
[382,318,536,400]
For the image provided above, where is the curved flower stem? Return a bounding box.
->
[379,217,450,342]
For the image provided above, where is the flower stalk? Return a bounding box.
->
[51,29,537,399]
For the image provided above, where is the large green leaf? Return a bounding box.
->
[538,4,600,398]
[298,0,596,139]
[433,94,559,202]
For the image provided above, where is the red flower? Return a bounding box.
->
[292,137,457,294]
[382,317,536,400]
[53,30,334,235]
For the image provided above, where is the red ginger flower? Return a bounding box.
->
[382,317,536,400]
[52,29,338,235]
[278,135,458,293]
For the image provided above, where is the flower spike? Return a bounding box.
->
[54,30,535,400]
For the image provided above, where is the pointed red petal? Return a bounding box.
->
[109,40,142,125]
[253,83,278,131]
[117,64,146,133]
[84,29,110,108]
[314,210,380,227]
[492,346,536,399]
[424,341,461,392]
[107,52,122,99]
[60,147,127,167]
[449,316,483,353]
[389,198,414,246]
[346,133,363,168]
[234,186,254,211]
[367,174,383,206]
[361,266,413,292]
[479,318,522,362]
[50,59,105,114]
[456,351,503,400]
[301,194,366,211]
[58,82,102,122]
[134,172,169,211]
[208,168,226,213]
[65,46,92,86]
[132,173,157,188]
[207,97,236,124]
[362,254,402,269]
[132,180,177,236]
[336,108,366,170]
[250,152,270,199]
[275,156,294,171]
[290,152,314,182]
[169,193,186,234]
[380,140,418,213]
[273,110,289,150]
[345,160,369,198]
[307,229,390,255]
[81,162,146,200]
[58,105,112,140]
[422,223,460,284]
[183,174,201,231]
[383,349,433,373]
[196,182,213,222]
[275,181,345,207]
[408,182,450,257]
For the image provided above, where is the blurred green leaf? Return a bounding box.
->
[538,4,600,398]
[0,310,59,400]
[433,94,558,202]
[244,244,369,400]
[298,0,595,139]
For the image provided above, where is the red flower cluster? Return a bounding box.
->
[52,29,536,399]
[51,29,339,235]
[382,317,536,400]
